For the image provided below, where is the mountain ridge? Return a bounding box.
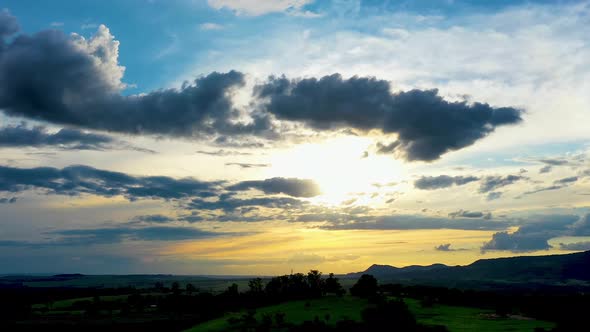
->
[345,251,590,287]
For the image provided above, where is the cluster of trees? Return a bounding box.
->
[250,271,345,299]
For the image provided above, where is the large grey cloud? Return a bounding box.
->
[255,74,523,161]
[481,214,581,252]
[478,175,526,193]
[0,123,116,150]
[227,177,321,197]
[0,14,273,139]
[0,164,220,200]
[414,175,479,190]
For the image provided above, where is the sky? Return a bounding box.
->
[1,0,590,275]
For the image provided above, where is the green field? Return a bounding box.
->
[185,296,555,332]
[185,296,368,332]
[406,299,553,332]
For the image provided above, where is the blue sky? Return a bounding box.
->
[1,0,590,274]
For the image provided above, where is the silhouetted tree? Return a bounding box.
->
[186,283,196,295]
[324,273,345,296]
[248,277,264,294]
[171,281,181,295]
[307,270,325,297]
[350,274,378,298]
[226,283,239,296]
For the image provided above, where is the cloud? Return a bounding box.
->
[539,165,552,174]
[227,177,321,197]
[196,149,253,156]
[481,214,580,252]
[0,164,220,200]
[199,22,224,30]
[0,123,115,150]
[187,196,305,212]
[0,14,524,160]
[0,123,154,152]
[449,210,492,219]
[559,241,590,251]
[479,174,525,193]
[0,226,236,247]
[319,214,507,231]
[207,0,313,16]
[434,243,466,252]
[129,214,175,224]
[520,176,579,197]
[414,175,479,190]
[0,197,16,204]
[256,74,522,161]
[555,176,578,185]
[0,18,274,139]
[570,214,590,236]
[539,158,569,166]
[225,162,270,169]
[486,191,502,201]
[0,10,19,38]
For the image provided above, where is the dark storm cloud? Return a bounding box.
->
[449,210,492,219]
[1,13,525,160]
[414,175,479,190]
[481,214,580,252]
[255,74,522,161]
[0,123,115,150]
[479,175,525,193]
[227,177,321,197]
[0,14,274,139]
[0,164,220,200]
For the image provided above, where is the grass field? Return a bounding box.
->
[185,296,555,332]
[185,296,368,332]
[405,298,555,332]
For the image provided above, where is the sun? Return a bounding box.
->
[264,135,406,205]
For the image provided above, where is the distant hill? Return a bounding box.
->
[345,251,590,289]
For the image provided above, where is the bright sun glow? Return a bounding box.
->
[264,136,406,205]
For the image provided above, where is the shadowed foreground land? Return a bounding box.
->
[1,251,588,331]
[185,296,554,332]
